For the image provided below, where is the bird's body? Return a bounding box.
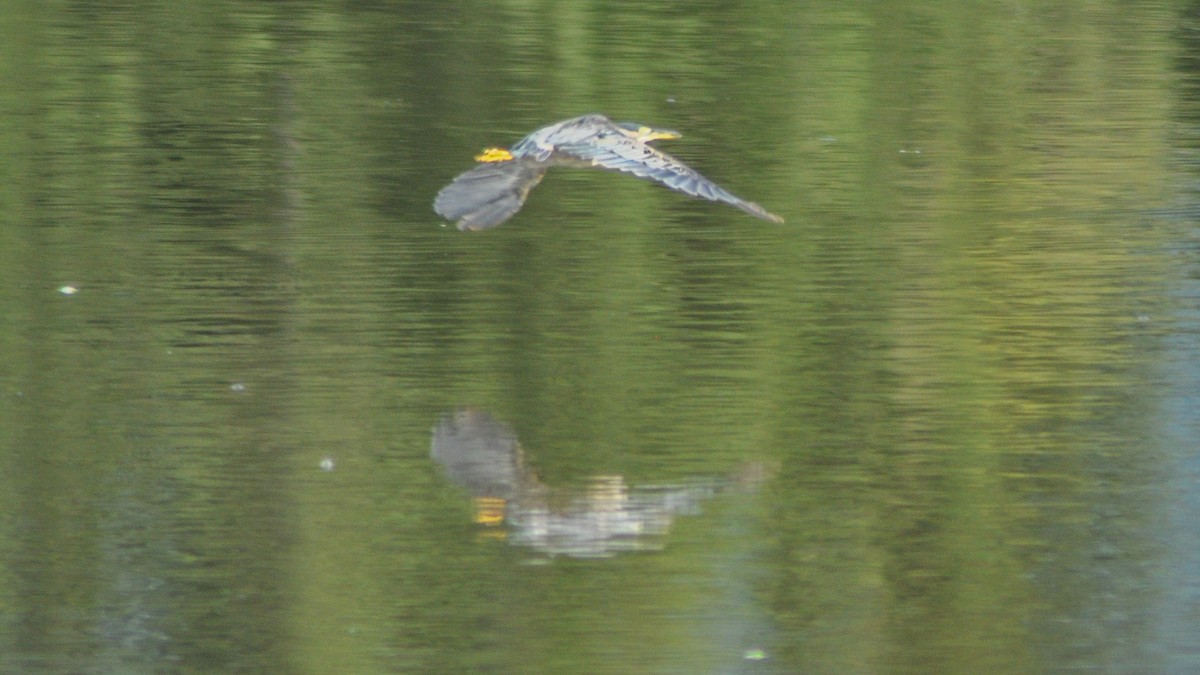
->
[434,114,783,230]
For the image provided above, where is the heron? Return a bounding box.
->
[434,114,784,230]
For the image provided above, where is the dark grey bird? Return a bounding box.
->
[434,114,784,230]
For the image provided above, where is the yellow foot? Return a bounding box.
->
[475,147,514,163]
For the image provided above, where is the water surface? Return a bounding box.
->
[1,2,1198,673]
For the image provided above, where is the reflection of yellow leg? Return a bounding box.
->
[585,475,629,511]
[472,497,507,526]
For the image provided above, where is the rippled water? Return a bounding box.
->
[2,2,1199,673]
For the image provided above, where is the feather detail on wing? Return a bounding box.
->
[555,133,784,224]
[433,159,548,230]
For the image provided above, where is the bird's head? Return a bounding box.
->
[616,122,681,142]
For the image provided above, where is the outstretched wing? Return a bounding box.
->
[555,133,784,224]
[434,159,548,231]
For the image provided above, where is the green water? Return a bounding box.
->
[2,1,1198,673]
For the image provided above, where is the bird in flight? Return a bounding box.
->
[434,114,784,230]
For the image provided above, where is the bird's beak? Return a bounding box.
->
[639,127,681,141]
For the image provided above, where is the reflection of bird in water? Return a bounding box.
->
[434,114,785,230]
[430,409,776,559]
